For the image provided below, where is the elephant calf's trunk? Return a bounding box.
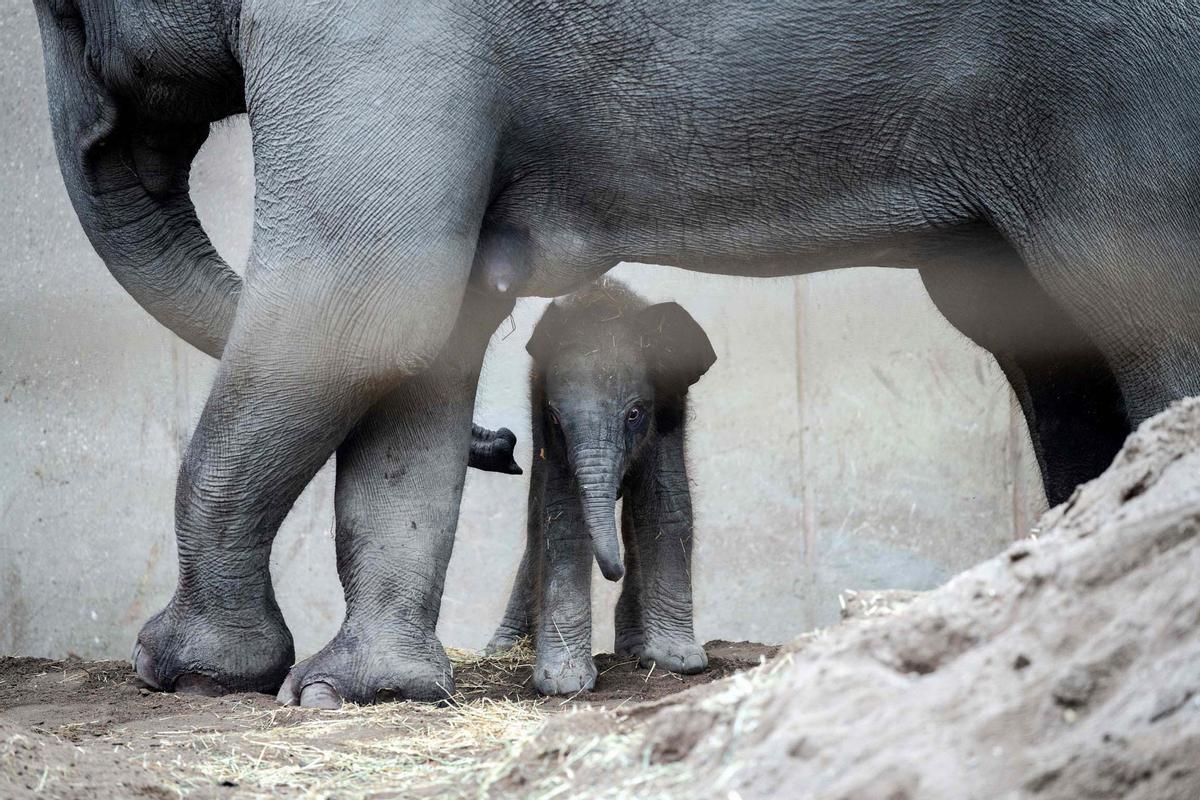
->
[579,488,624,582]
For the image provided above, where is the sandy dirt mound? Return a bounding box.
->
[0,639,774,798]
[493,398,1200,799]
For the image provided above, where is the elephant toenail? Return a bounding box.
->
[131,643,161,690]
[275,673,300,706]
[174,673,226,697]
[300,681,343,710]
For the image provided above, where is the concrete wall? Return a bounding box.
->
[0,4,1046,661]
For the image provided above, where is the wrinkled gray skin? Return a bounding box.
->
[34,0,1200,708]
[487,280,715,695]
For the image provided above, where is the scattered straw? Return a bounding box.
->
[9,639,777,800]
[122,644,549,799]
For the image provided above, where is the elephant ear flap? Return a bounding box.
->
[526,304,563,365]
[637,302,717,390]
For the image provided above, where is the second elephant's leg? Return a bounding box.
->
[623,424,708,675]
[278,292,514,708]
[485,530,536,654]
[485,431,546,654]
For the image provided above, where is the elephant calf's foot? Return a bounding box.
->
[614,628,646,661]
[277,627,454,709]
[484,624,529,656]
[134,602,294,695]
[533,647,598,696]
[638,637,708,675]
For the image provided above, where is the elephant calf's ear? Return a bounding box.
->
[637,302,717,389]
[526,305,564,365]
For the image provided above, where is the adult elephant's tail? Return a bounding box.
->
[468,425,523,474]
[34,1,240,358]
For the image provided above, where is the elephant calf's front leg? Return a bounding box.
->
[622,431,707,675]
[613,501,646,659]
[532,481,598,696]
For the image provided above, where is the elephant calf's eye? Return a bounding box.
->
[626,404,647,430]
[549,407,561,427]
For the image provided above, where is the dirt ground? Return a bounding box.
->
[0,640,776,799]
[6,399,1199,800]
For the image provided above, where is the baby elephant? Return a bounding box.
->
[488,278,716,695]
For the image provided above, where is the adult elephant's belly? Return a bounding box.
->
[470,209,615,300]
[471,170,950,300]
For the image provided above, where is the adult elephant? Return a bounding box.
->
[34,0,1200,708]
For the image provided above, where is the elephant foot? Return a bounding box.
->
[614,628,645,661]
[533,648,597,696]
[484,625,528,655]
[133,601,294,695]
[638,637,708,675]
[276,627,454,709]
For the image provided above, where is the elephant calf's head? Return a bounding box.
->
[527,278,716,581]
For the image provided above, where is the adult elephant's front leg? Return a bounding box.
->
[134,1,500,695]
[132,284,464,694]
[276,292,513,708]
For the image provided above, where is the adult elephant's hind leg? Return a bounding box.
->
[920,239,1131,508]
[1010,206,1200,431]
[277,292,514,709]
[967,129,1200,500]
